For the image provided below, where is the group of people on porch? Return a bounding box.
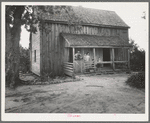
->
[74,51,91,62]
[74,51,103,68]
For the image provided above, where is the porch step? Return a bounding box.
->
[115,69,131,73]
[102,71,114,74]
[96,70,114,74]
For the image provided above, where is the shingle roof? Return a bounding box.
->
[62,33,132,47]
[38,6,130,28]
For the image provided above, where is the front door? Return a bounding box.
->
[103,48,110,61]
[103,48,110,67]
[69,48,73,63]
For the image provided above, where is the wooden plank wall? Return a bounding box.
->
[40,22,129,76]
[31,23,41,76]
[114,48,128,61]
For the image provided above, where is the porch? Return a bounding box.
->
[61,33,132,76]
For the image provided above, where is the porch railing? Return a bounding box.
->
[63,62,74,77]
[83,61,96,73]
[96,61,129,71]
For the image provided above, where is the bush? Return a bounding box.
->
[126,72,145,89]
[129,39,145,71]
[130,49,145,71]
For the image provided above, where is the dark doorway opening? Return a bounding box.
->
[103,48,110,61]
[69,48,73,63]
[103,48,110,67]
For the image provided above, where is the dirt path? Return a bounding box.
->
[5,73,145,113]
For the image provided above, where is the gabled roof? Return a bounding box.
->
[37,6,130,28]
[61,33,132,47]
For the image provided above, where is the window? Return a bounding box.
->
[34,50,36,62]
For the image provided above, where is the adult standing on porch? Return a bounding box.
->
[83,54,87,61]
[85,52,90,62]
[84,52,91,72]
[74,51,82,60]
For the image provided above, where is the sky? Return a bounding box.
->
[20,2,148,50]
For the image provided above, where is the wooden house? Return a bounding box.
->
[30,6,132,76]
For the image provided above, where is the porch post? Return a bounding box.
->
[73,47,75,62]
[112,48,115,70]
[81,50,83,73]
[82,49,85,73]
[93,48,96,71]
[128,48,130,70]
[73,47,75,77]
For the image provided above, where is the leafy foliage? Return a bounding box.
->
[141,11,146,19]
[126,72,145,89]
[129,39,145,71]
[19,45,30,73]
[126,39,145,89]
[35,6,83,34]
[6,5,78,87]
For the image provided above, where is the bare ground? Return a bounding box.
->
[5,73,145,113]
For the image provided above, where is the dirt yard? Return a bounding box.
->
[5,73,145,113]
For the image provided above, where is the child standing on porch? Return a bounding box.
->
[96,57,103,71]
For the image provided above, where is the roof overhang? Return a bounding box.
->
[69,46,132,48]
[61,33,132,48]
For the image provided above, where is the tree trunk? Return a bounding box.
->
[6,6,24,87]
[29,32,32,71]
[11,23,21,86]
[6,23,13,86]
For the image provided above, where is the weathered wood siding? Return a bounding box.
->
[40,22,129,76]
[31,23,40,76]
[114,48,128,61]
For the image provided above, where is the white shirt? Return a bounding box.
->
[86,55,90,62]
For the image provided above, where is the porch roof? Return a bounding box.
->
[61,33,132,48]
